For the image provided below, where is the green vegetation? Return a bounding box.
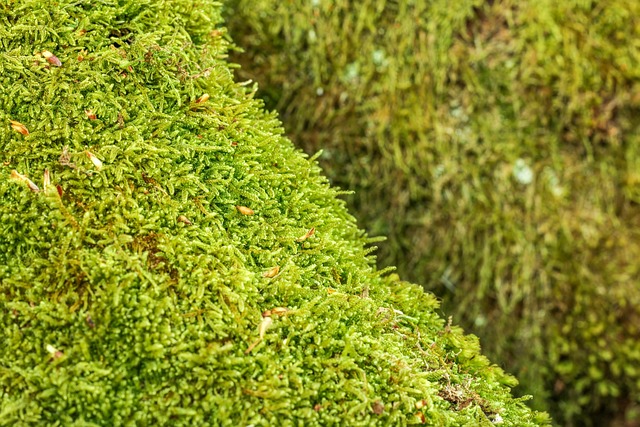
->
[0,0,548,425]
[224,1,640,425]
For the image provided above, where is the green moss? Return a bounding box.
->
[224,1,640,425]
[0,0,548,425]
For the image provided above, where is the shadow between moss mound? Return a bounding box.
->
[223,1,640,425]
[0,0,549,425]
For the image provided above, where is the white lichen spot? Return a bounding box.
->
[372,49,387,67]
[543,167,564,197]
[308,29,317,43]
[454,126,472,142]
[493,413,504,424]
[433,164,445,178]
[316,87,324,96]
[450,106,464,120]
[343,62,359,83]
[513,158,534,185]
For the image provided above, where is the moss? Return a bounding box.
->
[224,1,640,425]
[0,0,548,425]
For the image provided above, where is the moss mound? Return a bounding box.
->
[0,0,549,425]
[224,1,640,425]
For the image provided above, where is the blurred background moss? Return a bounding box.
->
[223,0,640,425]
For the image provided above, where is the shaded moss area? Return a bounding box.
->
[224,1,640,425]
[0,0,548,425]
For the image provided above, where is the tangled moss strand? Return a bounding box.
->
[0,1,547,426]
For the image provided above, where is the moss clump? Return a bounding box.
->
[0,1,549,425]
[224,1,640,425]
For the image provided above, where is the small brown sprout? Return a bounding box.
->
[9,120,29,135]
[415,412,426,424]
[195,93,210,103]
[85,110,97,120]
[263,266,280,278]
[85,150,102,170]
[177,215,192,225]
[296,227,315,242]
[372,401,384,415]
[86,315,95,328]
[56,184,64,197]
[42,50,62,67]
[11,170,39,192]
[262,307,288,317]
[78,29,87,36]
[236,205,254,215]
[415,399,428,410]
[46,344,64,360]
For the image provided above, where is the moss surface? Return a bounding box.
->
[0,0,549,425]
[224,1,640,425]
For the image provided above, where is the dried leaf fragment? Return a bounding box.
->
[59,146,76,169]
[85,150,102,170]
[43,169,50,190]
[9,120,29,135]
[177,215,192,225]
[296,227,315,242]
[245,315,274,354]
[195,93,210,103]
[236,205,254,215]
[245,339,261,354]
[42,50,62,67]
[263,266,280,278]
[85,110,97,120]
[258,316,273,339]
[10,170,39,192]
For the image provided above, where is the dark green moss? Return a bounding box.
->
[224,1,640,425]
[0,0,548,425]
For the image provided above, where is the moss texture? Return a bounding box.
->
[224,1,640,425]
[0,0,550,425]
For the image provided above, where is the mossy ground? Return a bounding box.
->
[224,1,640,425]
[0,1,549,425]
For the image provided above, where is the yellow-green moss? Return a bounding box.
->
[0,0,549,425]
[224,1,640,425]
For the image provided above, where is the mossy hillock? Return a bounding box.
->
[0,1,549,425]
[224,1,640,426]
